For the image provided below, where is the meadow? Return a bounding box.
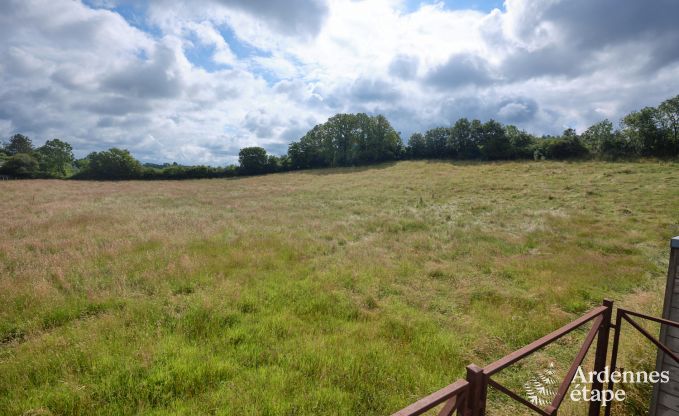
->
[1,160,678,415]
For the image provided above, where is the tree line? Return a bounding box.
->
[1,95,677,180]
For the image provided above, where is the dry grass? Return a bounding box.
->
[0,160,677,415]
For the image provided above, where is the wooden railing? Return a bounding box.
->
[605,308,679,416]
[391,299,679,416]
[390,379,468,416]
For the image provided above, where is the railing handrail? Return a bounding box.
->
[618,308,679,329]
[390,379,468,416]
[483,304,608,375]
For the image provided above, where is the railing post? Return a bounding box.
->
[465,364,487,416]
[588,299,613,416]
[604,307,623,416]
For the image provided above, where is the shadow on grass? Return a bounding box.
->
[239,157,679,180]
[295,161,399,176]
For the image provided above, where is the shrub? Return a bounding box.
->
[535,133,589,160]
[0,153,40,178]
[77,148,143,180]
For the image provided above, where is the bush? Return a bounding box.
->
[534,133,589,160]
[0,153,40,178]
[76,148,143,180]
[140,164,238,180]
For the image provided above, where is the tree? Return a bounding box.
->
[479,119,511,160]
[326,113,359,166]
[470,119,484,154]
[287,141,305,169]
[581,120,615,154]
[4,134,33,155]
[658,95,679,156]
[266,155,282,173]
[407,133,426,158]
[288,124,333,169]
[558,132,588,159]
[600,130,632,159]
[37,139,74,178]
[580,119,636,159]
[0,153,39,178]
[287,114,403,168]
[81,148,143,180]
[74,157,90,173]
[448,118,480,159]
[622,107,665,156]
[363,114,402,162]
[424,127,449,158]
[277,154,291,171]
[505,125,535,159]
[238,147,269,175]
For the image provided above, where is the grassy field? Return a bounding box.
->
[1,160,678,415]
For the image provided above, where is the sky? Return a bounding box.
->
[1,0,679,165]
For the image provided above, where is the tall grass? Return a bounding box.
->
[0,160,677,415]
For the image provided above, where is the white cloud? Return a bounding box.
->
[184,21,237,66]
[1,0,679,164]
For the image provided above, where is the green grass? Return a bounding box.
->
[0,160,677,415]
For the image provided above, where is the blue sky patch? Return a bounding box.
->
[403,0,504,13]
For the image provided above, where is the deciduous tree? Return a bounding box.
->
[3,134,33,155]
[37,139,74,177]
[82,148,143,180]
[238,147,269,174]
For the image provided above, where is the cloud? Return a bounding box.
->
[498,0,679,80]
[81,97,153,116]
[497,98,538,123]
[212,0,329,38]
[1,0,679,164]
[244,109,279,139]
[425,53,495,89]
[500,46,582,81]
[102,44,186,99]
[349,78,401,103]
[535,0,679,49]
[184,21,237,66]
[389,55,419,80]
